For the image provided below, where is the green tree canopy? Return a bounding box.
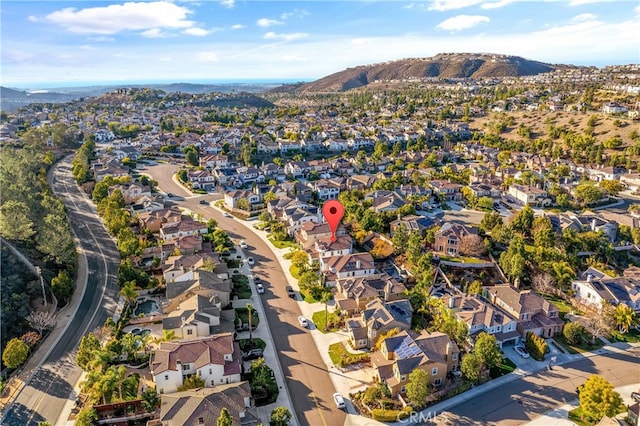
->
[578,375,623,422]
[3,338,29,369]
[406,368,431,406]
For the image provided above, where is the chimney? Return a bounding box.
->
[586,274,592,282]
[356,260,361,269]
[181,316,186,327]
[448,296,456,309]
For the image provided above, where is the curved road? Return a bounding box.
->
[1,157,120,426]
[144,163,346,426]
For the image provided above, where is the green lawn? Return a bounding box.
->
[610,328,640,343]
[490,357,517,378]
[439,255,487,263]
[554,335,605,354]
[328,342,370,367]
[541,293,575,321]
[311,310,341,333]
[267,236,297,249]
[301,290,320,303]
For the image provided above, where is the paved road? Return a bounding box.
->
[144,163,346,426]
[1,158,120,426]
[430,347,640,425]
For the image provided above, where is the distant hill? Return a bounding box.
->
[273,53,562,93]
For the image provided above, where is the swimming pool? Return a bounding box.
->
[134,300,159,315]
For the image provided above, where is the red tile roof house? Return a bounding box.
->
[151,333,241,394]
[372,330,460,398]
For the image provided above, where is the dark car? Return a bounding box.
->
[199,199,208,205]
[167,193,174,198]
[286,285,295,298]
[242,348,263,361]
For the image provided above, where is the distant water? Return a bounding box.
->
[17,78,310,90]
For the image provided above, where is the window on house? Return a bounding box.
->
[209,368,212,374]
[434,378,442,386]
[182,364,189,371]
[164,375,169,380]
[432,367,438,376]
[401,386,406,393]
[221,379,224,383]
[187,329,193,335]
[401,375,406,382]
[452,353,458,360]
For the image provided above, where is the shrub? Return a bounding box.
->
[563,322,584,345]
[371,407,412,422]
[525,331,548,361]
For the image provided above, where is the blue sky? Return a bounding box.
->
[1,0,639,88]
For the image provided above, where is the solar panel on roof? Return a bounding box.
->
[395,336,422,359]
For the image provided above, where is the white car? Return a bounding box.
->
[240,240,248,249]
[514,345,530,359]
[298,316,308,328]
[256,283,265,294]
[333,392,346,409]
[246,257,254,266]
[223,212,233,218]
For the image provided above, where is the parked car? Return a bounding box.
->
[286,286,295,298]
[167,192,174,198]
[242,348,263,361]
[333,393,346,409]
[514,345,530,359]
[199,199,208,205]
[632,392,640,403]
[223,212,233,218]
[240,240,248,249]
[256,283,265,294]
[298,316,308,328]
[246,257,254,266]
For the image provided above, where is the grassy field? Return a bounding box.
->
[311,310,342,333]
[328,342,370,367]
[267,236,297,249]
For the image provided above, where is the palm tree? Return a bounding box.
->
[320,291,332,331]
[247,303,254,344]
[551,261,575,290]
[119,282,138,308]
[612,304,636,333]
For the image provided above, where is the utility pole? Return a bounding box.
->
[36,266,47,307]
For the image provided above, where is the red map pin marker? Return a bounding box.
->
[322,199,344,242]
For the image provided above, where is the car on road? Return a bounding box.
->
[223,212,233,218]
[240,240,248,249]
[167,192,174,198]
[632,392,640,403]
[246,257,254,265]
[199,199,208,205]
[298,316,309,328]
[256,283,265,294]
[242,348,264,361]
[514,345,530,358]
[333,392,346,409]
[286,286,295,298]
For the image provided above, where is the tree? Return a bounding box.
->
[217,407,233,426]
[532,216,555,248]
[20,331,41,348]
[499,235,526,283]
[550,261,575,290]
[599,180,624,196]
[578,375,623,422]
[269,406,292,426]
[612,303,636,333]
[459,234,486,257]
[142,388,160,412]
[26,311,56,336]
[298,270,319,291]
[119,282,138,307]
[3,338,29,369]
[51,269,75,303]
[0,201,36,240]
[321,291,332,331]
[236,198,250,211]
[177,375,205,391]
[583,307,613,344]
[76,333,101,371]
[509,205,534,239]
[247,303,254,344]
[563,322,584,345]
[461,352,483,384]
[473,332,502,372]
[531,271,554,294]
[480,211,502,234]
[391,224,409,255]
[574,183,604,205]
[290,250,309,272]
[75,407,98,426]
[406,369,430,406]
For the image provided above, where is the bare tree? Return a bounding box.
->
[459,234,486,257]
[26,311,56,336]
[531,271,554,294]
[582,306,613,344]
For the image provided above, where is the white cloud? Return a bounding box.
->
[231,24,246,30]
[256,18,283,27]
[41,2,196,35]
[220,0,234,8]
[572,13,598,22]
[141,28,168,38]
[264,32,308,41]
[196,51,219,62]
[481,0,517,9]
[436,15,490,31]
[280,9,309,20]
[429,0,485,11]
[182,27,209,36]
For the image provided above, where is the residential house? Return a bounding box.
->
[433,223,478,256]
[429,180,463,202]
[308,179,341,201]
[162,253,223,283]
[321,252,377,285]
[313,235,353,261]
[294,221,347,249]
[347,299,413,350]
[347,175,378,191]
[442,294,520,347]
[335,274,407,314]
[111,182,151,204]
[160,217,208,242]
[372,330,460,397]
[138,207,183,233]
[165,269,233,310]
[187,170,216,191]
[558,212,618,242]
[390,215,436,237]
[507,184,550,206]
[154,383,258,426]
[571,267,640,313]
[602,102,628,114]
[366,190,409,214]
[224,190,262,211]
[486,284,564,338]
[150,333,241,394]
[162,294,222,340]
